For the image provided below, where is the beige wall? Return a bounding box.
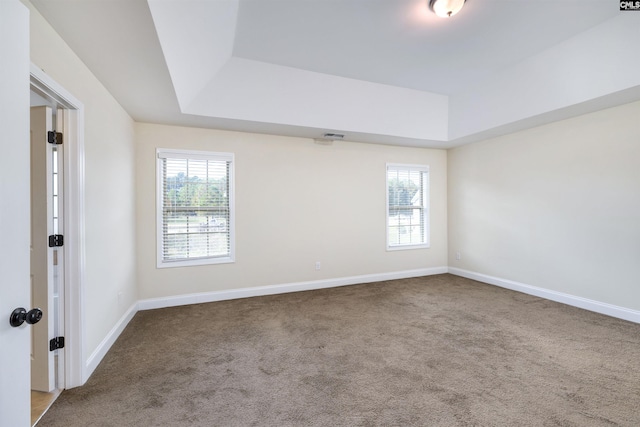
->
[136,123,448,299]
[26,1,138,356]
[448,100,640,311]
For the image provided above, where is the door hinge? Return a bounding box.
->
[48,234,64,247]
[50,337,65,351]
[47,131,63,145]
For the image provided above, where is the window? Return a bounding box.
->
[386,164,429,250]
[157,149,234,268]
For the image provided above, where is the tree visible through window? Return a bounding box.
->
[157,149,234,267]
[386,164,429,249]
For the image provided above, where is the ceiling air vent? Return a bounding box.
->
[323,133,344,140]
[314,133,345,145]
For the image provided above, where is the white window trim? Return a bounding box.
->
[156,148,235,268]
[386,163,430,251]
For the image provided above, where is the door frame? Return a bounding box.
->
[30,64,86,388]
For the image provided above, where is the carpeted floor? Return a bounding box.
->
[38,274,640,426]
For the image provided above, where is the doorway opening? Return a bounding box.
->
[29,66,86,425]
[29,100,64,425]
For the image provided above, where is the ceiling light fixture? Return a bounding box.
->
[429,0,467,18]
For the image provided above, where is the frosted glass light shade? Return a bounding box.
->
[429,0,466,17]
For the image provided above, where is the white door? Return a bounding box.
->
[0,1,32,426]
[30,107,58,392]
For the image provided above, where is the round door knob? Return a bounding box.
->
[26,308,43,325]
[9,307,43,327]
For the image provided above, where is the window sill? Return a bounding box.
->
[156,256,235,269]
[386,243,430,251]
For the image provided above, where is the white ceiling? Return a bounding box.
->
[30,0,639,148]
[233,0,615,95]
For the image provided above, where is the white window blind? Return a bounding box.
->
[157,149,234,267]
[386,164,429,249]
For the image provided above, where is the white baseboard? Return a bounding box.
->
[138,267,448,311]
[448,267,640,324]
[85,302,138,379]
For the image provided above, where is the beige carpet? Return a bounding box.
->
[38,274,640,426]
